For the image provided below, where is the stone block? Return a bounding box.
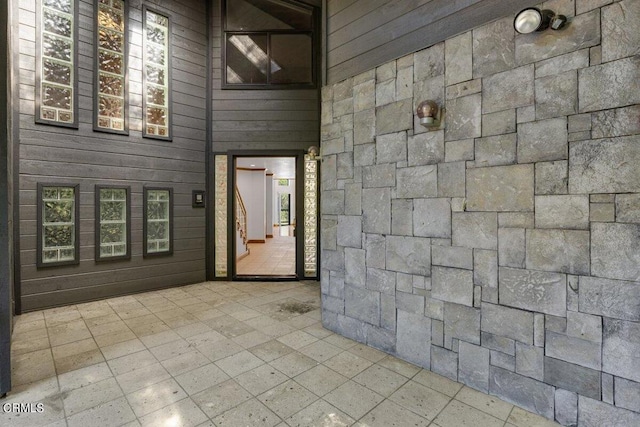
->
[366,325,396,353]
[323,248,345,272]
[591,222,640,281]
[437,161,465,197]
[616,193,640,223]
[413,198,451,238]
[567,275,579,312]
[525,229,590,275]
[579,56,640,112]
[344,183,362,216]
[396,310,431,369]
[353,80,375,113]
[354,143,376,167]
[322,155,337,192]
[413,75,445,110]
[396,165,437,198]
[323,137,345,156]
[444,302,480,345]
[535,161,568,195]
[322,217,338,252]
[515,342,544,381]
[578,395,640,427]
[322,294,344,315]
[473,249,497,289]
[589,203,614,222]
[498,212,535,228]
[546,330,602,370]
[445,79,481,100]
[517,105,536,123]
[334,313,367,343]
[396,291,425,315]
[570,136,640,194]
[535,71,578,119]
[364,234,385,270]
[407,131,444,166]
[592,105,640,139]
[354,109,375,145]
[333,98,353,118]
[498,228,525,268]
[444,94,481,141]
[481,109,516,137]
[602,0,640,62]
[516,10,600,65]
[472,17,515,78]
[473,134,517,167]
[396,273,412,293]
[459,341,490,393]
[329,272,345,299]
[536,49,590,78]
[376,99,413,135]
[577,0,613,14]
[396,66,413,101]
[414,275,429,291]
[615,377,640,413]
[566,311,602,343]
[555,389,578,427]
[544,356,601,400]
[591,194,615,203]
[568,113,592,133]
[337,153,354,181]
[483,65,534,114]
[344,248,366,288]
[534,195,589,229]
[376,131,407,164]
[445,32,472,86]
[333,78,353,101]
[517,117,568,163]
[452,212,497,250]
[432,267,474,307]
[322,190,344,215]
[467,164,534,212]
[376,61,396,81]
[345,285,379,326]
[490,351,515,371]
[432,246,472,270]
[481,331,515,356]
[489,366,554,420]
[534,313,545,347]
[321,101,333,125]
[603,373,614,404]
[362,188,390,235]
[568,131,591,142]
[481,303,533,345]
[366,268,395,296]
[380,294,396,331]
[430,346,458,381]
[376,79,395,107]
[590,44,602,65]
[603,318,640,382]
[499,267,567,317]
[363,164,395,188]
[431,320,444,347]
[385,235,431,276]
[391,199,413,236]
[337,216,362,248]
[414,42,444,81]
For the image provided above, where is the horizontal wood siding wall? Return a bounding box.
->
[16,0,208,310]
[211,0,320,153]
[326,0,540,83]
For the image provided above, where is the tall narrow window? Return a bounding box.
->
[95,0,127,133]
[144,188,173,256]
[37,184,80,267]
[96,186,130,261]
[143,8,171,139]
[214,155,228,277]
[303,155,318,278]
[37,0,78,127]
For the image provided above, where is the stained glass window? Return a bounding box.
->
[214,155,228,277]
[38,184,79,266]
[38,0,77,126]
[95,0,126,133]
[143,8,170,139]
[303,155,318,277]
[96,186,130,260]
[144,188,172,256]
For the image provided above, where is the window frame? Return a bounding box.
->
[93,0,129,135]
[142,5,172,141]
[95,185,131,262]
[37,183,80,268]
[36,0,80,128]
[221,0,318,90]
[143,187,173,257]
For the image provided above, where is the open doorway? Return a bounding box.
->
[234,157,296,277]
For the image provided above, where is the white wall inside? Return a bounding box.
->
[236,169,266,241]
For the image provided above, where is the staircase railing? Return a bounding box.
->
[235,186,248,246]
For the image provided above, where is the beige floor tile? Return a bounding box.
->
[108,349,158,376]
[276,330,318,350]
[149,338,193,362]
[161,350,211,377]
[347,343,387,362]
[215,350,264,377]
[235,364,289,396]
[269,352,318,378]
[11,348,56,386]
[116,362,172,394]
[353,364,409,397]
[359,399,430,427]
[197,338,244,362]
[58,361,113,392]
[192,379,252,418]
[100,338,146,360]
[62,377,123,416]
[213,398,282,427]
[434,400,504,427]
[302,323,334,339]
[508,406,563,426]
[54,348,105,374]
[232,330,272,349]
[413,369,463,397]
[321,333,358,350]
[455,385,514,420]
[52,337,97,360]
[377,355,422,378]
[84,313,121,329]
[388,380,450,421]
[67,396,136,427]
[88,319,132,337]
[174,322,212,338]
[163,313,201,329]
[258,379,319,419]
[48,321,92,347]
[126,378,188,417]
[139,330,182,348]
[94,329,137,347]
[324,380,385,420]
[138,397,208,427]
[174,363,230,395]
[11,335,52,356]
[207,315,255,338]
[2,377,65,427]
[128,321,170,338]
[13,317,46,333]
[285,399,355,427]
[248,340,294,362]
[294,364,348,397]
[323,351,373,379]
[298,340,342,362]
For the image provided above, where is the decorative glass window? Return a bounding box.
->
[278,179,289,186]
[95,186,130,261]
[223,0,316,88]
[143,8,171,139]
[37,0,78,127]
[303,155,318,277]
[37,184,80,267]
[95,0,127,133]
[144,188,173,256]
[214,155,228,277]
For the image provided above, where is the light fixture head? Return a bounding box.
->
[514,7,567,34]
[416,100,440,127]
[307,145,319,160]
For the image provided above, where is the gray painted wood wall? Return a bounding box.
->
[326,0,541,84]
[16,0,208,311]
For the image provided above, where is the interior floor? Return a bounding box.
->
[236,225,296,276]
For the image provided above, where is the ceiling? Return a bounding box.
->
[235,157,296,179]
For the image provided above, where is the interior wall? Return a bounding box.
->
[320,1,640,425]
[236,169,266,241]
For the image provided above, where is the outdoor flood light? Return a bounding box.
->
[417,100,441,128]
[514,7,567,34]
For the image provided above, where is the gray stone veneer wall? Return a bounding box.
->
[319,1,640,426]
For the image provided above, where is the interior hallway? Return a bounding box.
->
[5,281,559,426]
[236,225,296,276]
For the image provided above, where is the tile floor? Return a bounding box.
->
[236,226,296,276]
[4,281,560,427]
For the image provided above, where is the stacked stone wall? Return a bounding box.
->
[320,1,640,425]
